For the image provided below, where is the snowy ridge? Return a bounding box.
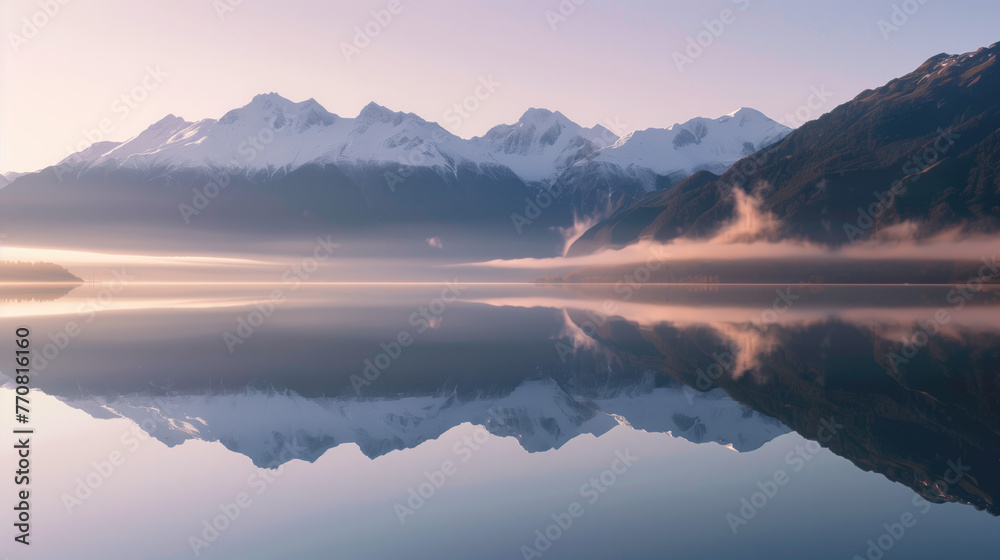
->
[0,171,29,188]
[73,95,481,177]
[56,376,789,468]
[49,94,789,189]
[472,108,619,183]
[588,107,791,178]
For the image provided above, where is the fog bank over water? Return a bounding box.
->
[6,191,997,284]
[476,189,1000,273]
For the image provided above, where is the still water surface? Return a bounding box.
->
[1,283,998,559]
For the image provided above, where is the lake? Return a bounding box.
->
[1,282,998,559]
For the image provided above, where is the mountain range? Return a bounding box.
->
[0,95,789,256]
[1,42,997,262]
[51,376,789,468]
[45,96,789,190]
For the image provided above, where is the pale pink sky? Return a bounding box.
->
[2,0,997,173]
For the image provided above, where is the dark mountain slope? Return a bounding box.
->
[570,42,1000,255]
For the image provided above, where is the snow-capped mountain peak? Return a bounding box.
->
[357,101,408,125]
[57,140,123,167]
[220,93,338,133]
[472,107,617,183]
[724,106,768,120]
[592,109,791,179]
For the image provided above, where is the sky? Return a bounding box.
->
[1,0,998,173]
